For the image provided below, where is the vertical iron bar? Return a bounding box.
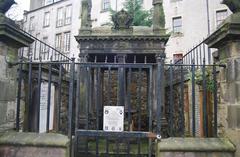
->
[46,62,52,132]
[180,66,185,136]
[57,65,63,131]
[202,59,208,137]
[213,64,218,137]
[33,40,37,60]
[96,67,100,157]
[37,63,42,132]
[137,68,143,156]
[27,59,33,131]
[127,68,132,131]
[169,64,174,136]
[148,67,153,157]
[137,68,142,131]
[200,44,202,65]
[75,65,80,132]
[191,60,196,137]
[68,59,75,157]
[208,47,211,64]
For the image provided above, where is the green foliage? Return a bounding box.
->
[187,68,215,92]
[122,0,152,27]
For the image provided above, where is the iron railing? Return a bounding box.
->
[18,28,72,62]
[174,40,215,65]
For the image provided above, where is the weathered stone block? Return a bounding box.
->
[0,80,16,101]
[228,105,240,129]
[0,132,69,157]
[157,138,235,157]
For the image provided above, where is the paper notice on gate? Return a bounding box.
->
[103,106,124,132]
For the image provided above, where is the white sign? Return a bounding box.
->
[103,106,124,132]
[39,82,55,133]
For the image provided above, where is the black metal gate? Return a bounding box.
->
[74,63,158,157]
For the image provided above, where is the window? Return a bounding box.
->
[43,12,50,27]
[172,16,182,33]
[65,5,72,25]
[63,32,71,52]
[42,37,49,53]
[29,16,35,32]
[56,7,64,27]
[216,9,228,26]
[102,0,110,11]
[55,33,62,51]
[44,0,53,6]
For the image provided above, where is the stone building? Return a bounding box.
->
[23,0,231,62]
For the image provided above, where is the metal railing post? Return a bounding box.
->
[68,58,75,157]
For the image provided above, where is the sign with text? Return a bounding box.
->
[103,106,124,132]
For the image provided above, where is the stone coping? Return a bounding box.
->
[158,138,236,152]
[0,132,69,148]
[76,26,170,41]
[0,14,34,48]
[204,13,240,48]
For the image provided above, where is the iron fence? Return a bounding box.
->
[18,28,72,62]
[15,58,225,157]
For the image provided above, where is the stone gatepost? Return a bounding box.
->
[205,12,240,157]
[0,13,33,132]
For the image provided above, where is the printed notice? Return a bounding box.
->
[103,106,124,132]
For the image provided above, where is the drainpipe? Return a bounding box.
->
[206,0,211,35]
[206,0,212,64]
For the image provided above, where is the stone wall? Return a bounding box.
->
[204,13,240,157]
[0,132,69,157]
[0,42,18,132]
[157,138,235,157]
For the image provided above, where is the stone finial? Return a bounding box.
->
[112,9,133,30]
[0,0,16,14]
[80,0,92,32]
[152,0,165,33]
[222,0,240,13]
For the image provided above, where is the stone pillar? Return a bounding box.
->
[78,53,89,129]
[0,13,33,132]
[155,52,166,136]
[205,12,240,157]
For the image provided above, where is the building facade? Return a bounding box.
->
[23,0,231,60]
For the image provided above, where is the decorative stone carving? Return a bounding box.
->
[112,9,133,30]
[222,0,240,13]
[0,0,16,14]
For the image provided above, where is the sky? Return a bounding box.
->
[7,0,30,20]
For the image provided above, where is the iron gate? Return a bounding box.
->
[74,63,159,157]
